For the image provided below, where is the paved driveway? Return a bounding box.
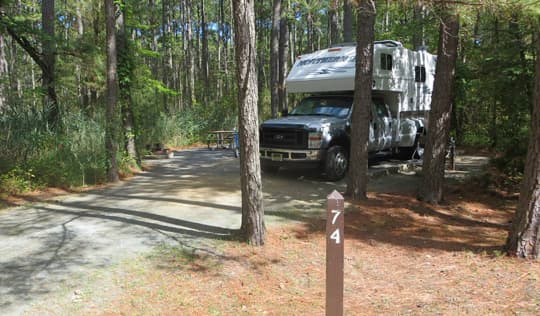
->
[1,148,477,315]
[0,149,345,314]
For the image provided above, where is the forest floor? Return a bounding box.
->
[2,148,539,315]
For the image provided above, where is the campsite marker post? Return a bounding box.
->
[326,190,344,316]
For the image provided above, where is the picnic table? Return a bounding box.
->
[207,130,236,149]
[207,130,240,158]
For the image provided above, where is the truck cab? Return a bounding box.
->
[260,94,394,180]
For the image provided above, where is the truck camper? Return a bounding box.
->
[259,40,437,181]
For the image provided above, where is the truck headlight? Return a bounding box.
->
[308,132,323,148]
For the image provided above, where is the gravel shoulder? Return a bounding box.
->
[0,148,487,315]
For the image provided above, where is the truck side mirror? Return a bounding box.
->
[281,109,288,117]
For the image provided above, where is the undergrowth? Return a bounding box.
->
[0,98,238,196]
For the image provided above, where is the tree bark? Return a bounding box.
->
[201,0,210,101]
[412,0,425,51]
[343,0,353,43]
[270,0,281,118]
[506,27,540,259]
[162,0,171,113]
[75,2,89,109]
[278,11,289,113]
[117,2,138,163]
[329,0,340,46]
[185,0,195,108]
[0,34,7,111]
[232,0,265,246]
[383,0,390,32]
[346,0,376,201]
[105,0,120,182]
[418,8,460,204]
[42,0,58,126]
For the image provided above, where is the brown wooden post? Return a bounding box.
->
[326,190,344,316]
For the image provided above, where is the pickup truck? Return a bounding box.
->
[260,94,401,180]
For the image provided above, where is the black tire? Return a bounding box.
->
[261,162,279,174]
[398,135,423,160]
[324,145,348,181]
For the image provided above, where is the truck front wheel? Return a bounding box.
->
[324,145,348,181]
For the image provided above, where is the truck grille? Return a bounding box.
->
[260,127,308,149]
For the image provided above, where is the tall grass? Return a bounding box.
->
[0,96,239,194]
[0,107,108,191]
[136,97,238,149]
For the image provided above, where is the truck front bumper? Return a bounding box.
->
[260,147,324,163]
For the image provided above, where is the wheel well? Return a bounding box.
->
[327,137,350,155]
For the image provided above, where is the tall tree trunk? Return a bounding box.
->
[256,2,267,112]
[149,0,160,110]
[270,0,281,118]
[278,11,289,113]
[347,0,376,201]
[490,18,500,148]
[307,11,314,52]
[185,0,195,107]
[75,2,89,109]
[506,27,540,259]
[0,34,7,111]
[117,2,138,163]
[42,0,59,126]
[418,7,460,204]
[383,0,390,32]
[217,0,224,98]
[232,0,265,246]
[162,0,171,113]
[329,0,339,46]
[201,0,210,101]
[89,1,101,109]
[290,11,296,63]
[343,0,353,42]
[105,0,120,182]
[223,0,231,93]
[412,0,425,51]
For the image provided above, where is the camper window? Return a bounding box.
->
[380,53,393,70]
[415,66,426,82]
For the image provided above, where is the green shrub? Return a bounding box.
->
[0,106,108,188]
[135,96,238,149]
[0,167,42,195]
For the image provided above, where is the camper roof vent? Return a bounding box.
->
[374,40,403,47]
[330,42,356,48]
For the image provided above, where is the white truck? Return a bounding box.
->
[259,40,437,180]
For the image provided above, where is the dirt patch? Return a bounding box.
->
[59,182,540,315]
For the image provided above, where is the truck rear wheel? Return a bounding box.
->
[398,135,423,160]
[324,145,348,181]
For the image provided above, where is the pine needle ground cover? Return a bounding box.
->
[35,183,540,315]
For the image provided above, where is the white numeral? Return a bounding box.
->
[331,210,341,225]
[330,229,341,244]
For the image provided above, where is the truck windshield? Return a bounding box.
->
[289,97,352,118]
